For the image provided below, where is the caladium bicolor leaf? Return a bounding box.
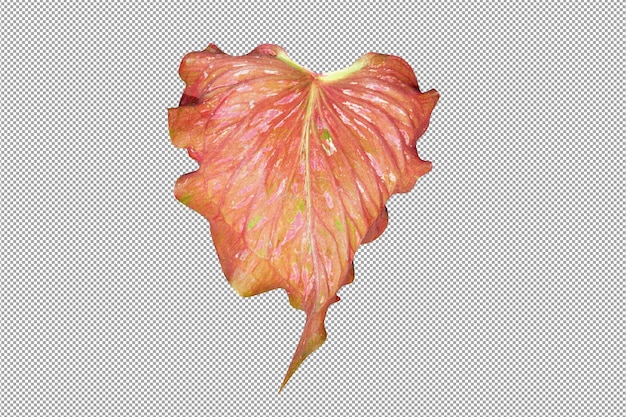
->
[168,43,438,390]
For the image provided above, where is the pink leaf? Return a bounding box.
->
[168,43,438,390]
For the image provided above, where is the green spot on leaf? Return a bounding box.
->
[178,194,193,206]
[321,128,331,142]
[247,214,262,230]
[335,219,345,232]
[297,199,306,212]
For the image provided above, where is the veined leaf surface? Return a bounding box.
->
[168,43,438,390]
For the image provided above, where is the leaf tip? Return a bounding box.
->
[421,89,440,115]
[204,43,225,54]
[280,305,330,391]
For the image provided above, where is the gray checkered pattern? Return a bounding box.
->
[1,0,624,416]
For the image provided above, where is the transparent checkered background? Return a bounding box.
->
[1,1,624,416]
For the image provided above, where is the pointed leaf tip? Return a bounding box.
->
[204,43,225,54]
[280,306,329,392]
[422,89,440,114]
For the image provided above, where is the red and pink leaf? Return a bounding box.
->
[168,43,438,390]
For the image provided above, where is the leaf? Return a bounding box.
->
[168,43,438,390]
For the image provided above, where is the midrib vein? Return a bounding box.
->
[301,83,321,306]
